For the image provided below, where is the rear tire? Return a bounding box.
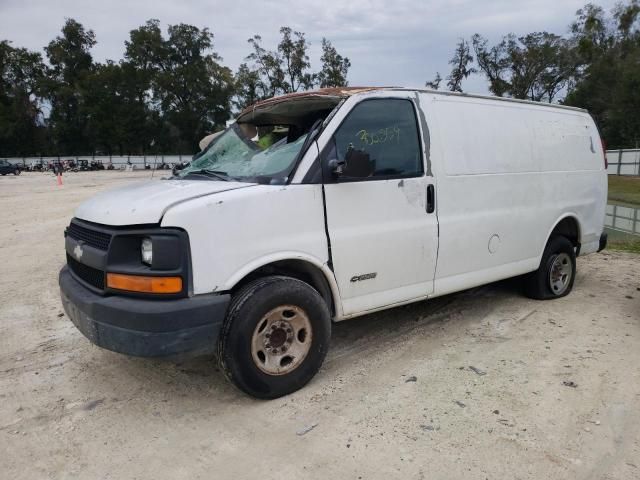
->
[524,236,576,300]
[217,276,331,399]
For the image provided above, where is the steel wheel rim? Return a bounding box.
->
[251,305,313,376]
[548,252,572,295]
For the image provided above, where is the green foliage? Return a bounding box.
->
[125,20,234,152]
[82,61,158,155]
[446,39,475,92]
[0,40,46,156]
[608,175,640,206]
[0,19,350,156]
[425,72,442,90]
[429,0,640,148]
[317,38,351,88]
[471,32,577,101]
[564,0,640,148]
[41,18,97,155]
[237,27,351,109]
[607,236,640,253]
[233,63,262,111]
[278,27,314,93]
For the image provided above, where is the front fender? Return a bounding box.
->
[161,183,331,296]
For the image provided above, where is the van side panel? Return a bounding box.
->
[423,94,606,297]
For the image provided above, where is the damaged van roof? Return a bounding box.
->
[236,87,384,124]
[235,85,586,125]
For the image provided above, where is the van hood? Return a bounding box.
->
[74,179,254,226]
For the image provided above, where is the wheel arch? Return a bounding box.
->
[225,254,341,318]
[543,214,582,256]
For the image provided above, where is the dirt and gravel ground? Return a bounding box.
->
[1,171,639,480]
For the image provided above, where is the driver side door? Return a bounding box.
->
[322,95,439,317]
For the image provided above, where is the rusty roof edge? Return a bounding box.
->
[236,85,587,121]
[236,87,387,120]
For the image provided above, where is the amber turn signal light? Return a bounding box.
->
[106,273,182,294]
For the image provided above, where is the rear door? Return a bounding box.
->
[322,94,438,316]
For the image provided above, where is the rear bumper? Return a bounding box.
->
[59,266,229,357]
[598,232,608,252]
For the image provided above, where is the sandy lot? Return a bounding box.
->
[1,171,639,480]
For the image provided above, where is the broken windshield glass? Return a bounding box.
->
[179,123,309,184]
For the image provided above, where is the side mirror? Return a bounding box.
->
[328,158,345,176]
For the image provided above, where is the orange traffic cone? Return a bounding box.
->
[57,173,63,186]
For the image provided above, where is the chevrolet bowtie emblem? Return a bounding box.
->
[73,244,84,261]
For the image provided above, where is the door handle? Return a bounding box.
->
[426,184,435,214]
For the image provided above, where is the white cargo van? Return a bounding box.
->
[59,87,608,398]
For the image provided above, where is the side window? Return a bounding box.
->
[331,98,423,179]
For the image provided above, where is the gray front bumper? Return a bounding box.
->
[59,266,230,357]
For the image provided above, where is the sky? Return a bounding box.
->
[0,0,620,94]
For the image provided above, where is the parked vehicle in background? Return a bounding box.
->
[0,159,21,175]
[76,160,91,171]
[90,160,105,171]
[59,87,608,399]
[29,160,45,172]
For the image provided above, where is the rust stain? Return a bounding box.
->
[238,86,386,119]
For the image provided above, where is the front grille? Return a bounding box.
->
[67,254,105,290]
[67,222,112,251]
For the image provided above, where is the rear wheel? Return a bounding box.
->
[217,276,331,399]
[524,236,576,300]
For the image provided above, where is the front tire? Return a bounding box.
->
[524,236,576,300]
[217,276,331,399]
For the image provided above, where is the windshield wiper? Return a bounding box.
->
[183,169,232,181]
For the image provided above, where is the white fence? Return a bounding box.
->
[607,149,640,176]
[0,154,191,168]
[3,149,639,175]
[605,204,639,235]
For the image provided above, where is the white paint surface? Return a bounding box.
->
[72,88,607,321]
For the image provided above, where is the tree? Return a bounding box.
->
[243,27,350,102]
[125,20,234,152]
[83,61,158,155]
[41,18,96,154]
[471,34,512,97]
[233,63,262,110]
[570,3,611,63]
[277,27,315,92]
[0,41,46,156]
[471,32,577,102]
[425,72,442,90]
[565,0,640,148]
[446,39,476,92]
[246,35,286,98]
[317,38,351,88]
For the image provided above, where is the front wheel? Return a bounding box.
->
[217,276,331,399]
[524,235,576,300]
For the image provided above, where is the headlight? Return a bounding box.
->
[141,237,153,265]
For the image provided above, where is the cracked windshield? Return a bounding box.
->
[179,123,307,183]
